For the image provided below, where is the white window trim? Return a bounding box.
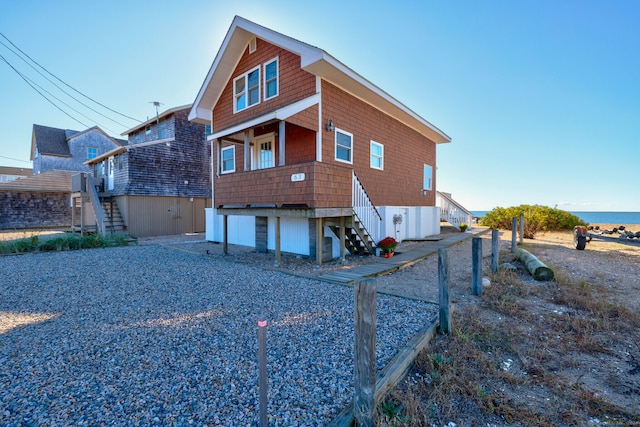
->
[370,140,384,170]
[233,65,261,114]
[264,57,279,101]
[423,164,433,191]
[221,145,236,174]
[334,128,353,164]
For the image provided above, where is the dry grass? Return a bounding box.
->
[378,263,640,426]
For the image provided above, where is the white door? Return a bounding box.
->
[107,157,115,190]
[252,134,275,170]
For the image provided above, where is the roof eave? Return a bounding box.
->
[304,54,451,143]
[190,16,451,143]
[123,104,192,136]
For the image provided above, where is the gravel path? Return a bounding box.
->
[0,245,437,426]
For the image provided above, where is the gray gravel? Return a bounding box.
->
[0,245,437,426]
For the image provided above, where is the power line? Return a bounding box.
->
[0,31,142,123]
[0,155,30,163]
[0,53,122,134]
[0,38,132,129]
[0,53,90,129]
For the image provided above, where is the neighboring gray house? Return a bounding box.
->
[75,105,212,237]
[30,125,124,175]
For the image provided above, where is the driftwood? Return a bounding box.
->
[515,248,554,281]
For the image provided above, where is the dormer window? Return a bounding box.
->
[234,66,260,113]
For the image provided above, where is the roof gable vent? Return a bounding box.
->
[249,37,257,54]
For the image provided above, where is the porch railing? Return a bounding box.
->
[352,171,382,245]
[86,174,107,235]
[437,191,472,227]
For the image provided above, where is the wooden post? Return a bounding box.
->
[339,216,346,261]
[257,317,268,427]
[472,237,482,296]
[354,278,376,427]
[316,217,323,267]
[511,217,517,253]
[491,228,499,273]
[275,216,281,267]
[223,214,228,255]
[519,213,524,244]
[438,248,451,334]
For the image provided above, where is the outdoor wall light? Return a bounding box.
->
[325,119,334,132]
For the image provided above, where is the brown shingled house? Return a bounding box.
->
[189,16,455,262]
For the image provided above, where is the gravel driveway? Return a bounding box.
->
[1,245,437,426]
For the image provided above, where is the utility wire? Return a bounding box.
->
[0,155,31,163]
[0,38,132,129]
[0,53,119,134]
[0,31,142,123]
[0,53,90,129]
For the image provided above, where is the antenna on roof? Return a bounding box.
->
[149,101,163,127]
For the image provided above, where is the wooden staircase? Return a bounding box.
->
[328,215,376,256]
[100,197,126,234]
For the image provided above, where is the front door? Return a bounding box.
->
[252,134,275,170]
[107,157,115,191]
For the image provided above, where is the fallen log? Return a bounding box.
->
[515,248,554,281]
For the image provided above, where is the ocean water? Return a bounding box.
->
[471,211,640,225]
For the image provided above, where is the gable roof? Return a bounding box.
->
[30,125,125,161]
[189,16,451,144]
[122,104,192,136]
[68,126,126,146]
[31,124,72,158]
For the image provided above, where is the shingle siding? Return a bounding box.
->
[0,191,71,229]
[321,81,437,207]
[34,129,119,175]
[115,110,210,198]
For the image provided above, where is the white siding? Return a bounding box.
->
[207,208,256,247]
[378,206,440,242]
[267,217,309,255]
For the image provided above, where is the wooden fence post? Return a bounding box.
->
[491,228,499,273]
[354,278,376,427]
[472,237,482,296]
[438,248,451,334]
[511,217,517,253]
[519,213,524,244]
[258,317,268,427]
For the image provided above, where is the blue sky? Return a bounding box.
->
[1,0,638,211]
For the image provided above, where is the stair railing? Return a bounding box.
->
[436,191,472,227]
[86,174,106,235]
[352,171,382,245]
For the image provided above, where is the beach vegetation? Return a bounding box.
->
[480,204,586,238]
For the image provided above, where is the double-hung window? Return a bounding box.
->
[423,164,433,191]
[234,66,260,112]
[221,146,236,174]
[264,58,278,100]
[335,129,353,164]
[370,141,384,170]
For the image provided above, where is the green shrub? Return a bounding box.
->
[0,238,36,253]
[480,205,586,238]
[1,233,131,255]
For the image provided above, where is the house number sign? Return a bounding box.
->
[291,173,305,182]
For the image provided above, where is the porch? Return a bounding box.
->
[213,162,382,265]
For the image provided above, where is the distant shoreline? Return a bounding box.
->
[472,211,640,225]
